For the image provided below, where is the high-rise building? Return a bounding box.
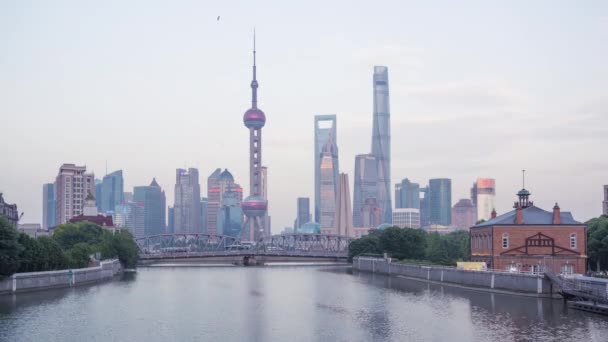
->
[42,183,55,230]
[54,164,95,225]
[314,114,338,223]
[352,154,377,227]
[133,178,166,236]
[319,138,338,228]
[241,35,269,242]
[333,173,354,237]
[167,206,174,234]
[114,201,144,238]
[602,185,608,215]
[94,179,103,212]
[396,178,420,209]
[392,208,421,229]
[174,168,201,233]
[451,198,477,230]
[429,178,452,226]
[217,189,243,237]
[295,197,310,232]
[200,197,208,233]
[101,170,124,214]
[360,198,382,228]
[124,192,134,202]
[206,168,222,235]
[475,178,496,221]
[420,186,430,228]
[261,166,271,237]
[470,182,478,208]
[371,66,392,224]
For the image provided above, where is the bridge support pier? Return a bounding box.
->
[242,256,264,266]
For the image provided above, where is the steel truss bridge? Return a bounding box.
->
[136,233,352,264]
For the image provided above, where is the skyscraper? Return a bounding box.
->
[133,178,166,236]
[420,186,430,228]
[174,168,201,233]
[113,201,144,238]
[241,34,268,242]
[261,166,271,236]
[352,154,377,227]
[314,114,338,223]
[200,197,208,233]
[95,179,103,212]
[451,198,477,230]
[475,178,496,221]
[604,185,608,215]
[371,66,391,224]
[361,198,382,228]
[206,168,222,235]
[167,206,174,234]
[101,170,124,214]
[295,197,310,231]
[42,183,55,230]
[396,178,420,209]
[333,173,353,237]
[54,164,95,225]
[429,178,452,226]
[319,138,338,228]
[218,188,243,237]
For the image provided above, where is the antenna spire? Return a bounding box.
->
[251,28,258,108]
[522,169,526,189]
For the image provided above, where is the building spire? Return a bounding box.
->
[251,28,258,109]
[522,169,525,189]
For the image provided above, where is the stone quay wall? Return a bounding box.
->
[0,259,122,295]
[353,257,554,296]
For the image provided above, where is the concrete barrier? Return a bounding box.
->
[354,257,553,296]
[0,259,122,295]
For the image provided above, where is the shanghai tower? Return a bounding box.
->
[242,33,268,242]
[371,66,392,223]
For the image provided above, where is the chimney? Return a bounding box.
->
[515,203,524,224]
[552,203,561,225]
[491,208,497,219]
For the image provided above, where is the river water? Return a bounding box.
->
[1,265,607,342]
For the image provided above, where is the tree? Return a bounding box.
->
[65,243,93,268]
[0,216,22,279]
[348,234,381,262]
[425,233,450,265]
[37,236,68,270]
[443,230,470,262]
[53,222,104,250]
[587,215,608,271]
[17,233,43,272]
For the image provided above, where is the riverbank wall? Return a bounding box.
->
[353,257,555,296]
[0,259,122,295]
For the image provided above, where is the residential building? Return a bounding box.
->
[319,137,338,228]
[470,188,587,274]
[54,164,95,225]
[0,193,19,227]
[174,168,201,233]
[392,208,421,229]
[396,178,420,209]
[133,178,166,236]
[452,199,477,230]
[314,114,338,223]
[42,183,55,230]
[352,154,377,227]
[475,178,496,221]
[429,178,452,226]
[371,66,392,224]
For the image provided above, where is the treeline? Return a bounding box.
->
[0,217,138,280]
[587,215,608,271]
[348,227,470,265]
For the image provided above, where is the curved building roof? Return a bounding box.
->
[220,169,234,182]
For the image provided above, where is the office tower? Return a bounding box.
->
[261,166,271,236]
[361,198,382,228]
[218,190,243,237]
[295,197,310,231]
[174,168,201,233]
[54,164,95,225]
[352,154,377,227]
[101,170,124,214]
[95,179,103,212]
[371,66,392,224]
[206,168,222,235]
[333,173,353,237]
[429,178,452,226]
[42,183,55,230]
[604,185,608,215]
[167,206,174,234]
[114,201,144,238]
[200,197,208,233]
[420,186,430,228]
[396,178,420,209]
[392,208,421,229]
[452,199,477,230]
[319,138,338,228]
[133,178,166,236]
[241,35,269,242]
[314,114,338,223]
[475,178,496,221]
[470,182,478,208]
[124,192,133,202]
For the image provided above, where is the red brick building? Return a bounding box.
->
[470,188,587,274]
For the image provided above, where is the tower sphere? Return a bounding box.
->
[243,108,266,129]
[242,195,268,217]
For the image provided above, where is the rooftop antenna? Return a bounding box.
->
[522,169,526,189]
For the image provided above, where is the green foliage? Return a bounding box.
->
[53,222,104,250]
[587,215,608,271]
[348,234,381,262]
[0,216,23,279]
[65,243,93,268]
[100,230,139,268]
[37,236,68,270]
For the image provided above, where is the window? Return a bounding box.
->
[502,233,509,249]
[570,233,577,249]
[561,264,574,275]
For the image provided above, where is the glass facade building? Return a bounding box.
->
[314,115,338,224]
[133,178,166,236]
[42,183,55,230]
[101,170,124,214]
[217,191,243,237]
[429,178,452,226]
[174,168,201,233]
[395,178,420,209]
[352,154,377,227]
[371,66,392,224]
[296,197,310,232]
[319,138,338,228]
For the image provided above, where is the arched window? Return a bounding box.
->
[502,233,509,249]
[570,233,577,249]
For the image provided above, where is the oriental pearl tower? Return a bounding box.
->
[242,33,268,242]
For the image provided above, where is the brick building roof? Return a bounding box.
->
[472,205,580,228]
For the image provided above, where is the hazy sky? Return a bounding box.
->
[1,1,607,229]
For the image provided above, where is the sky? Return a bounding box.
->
[1,1,607,230]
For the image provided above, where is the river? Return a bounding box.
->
[1,265,607,341]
